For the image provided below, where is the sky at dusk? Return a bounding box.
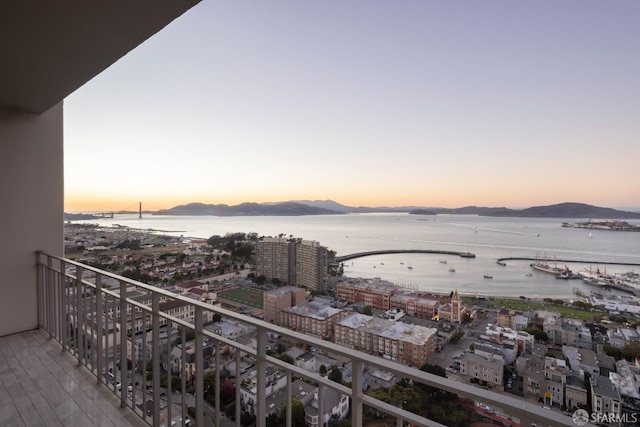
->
[64,1,640,212]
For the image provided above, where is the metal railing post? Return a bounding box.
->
[121,279,129,409]
[286,371,292,427]
[75,263,82,364]
[214,340,221,426]
[234,347,240,424]
[96,274,103,385]
[152,292,161,426]
[256,327,267,427]
[351,360,364,426]
[318,382,324,427]
[60,259,68,349]
[194,305,204,427]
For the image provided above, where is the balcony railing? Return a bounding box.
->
[36,252,576,427]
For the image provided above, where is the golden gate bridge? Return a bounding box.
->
[93,202,163,219]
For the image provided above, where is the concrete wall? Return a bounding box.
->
[0,103,63,336]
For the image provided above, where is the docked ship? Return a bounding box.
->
[579,268,640,296]
[530,254,571,276]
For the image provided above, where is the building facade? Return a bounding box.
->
[255,238,328,292]
[263,286,307,325]
[336,278,399,310]
[334,313,436,368]
[281,301,348,340]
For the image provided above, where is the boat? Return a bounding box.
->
[449,267,456,273]
[525,272,533,277]
[530,262,570,276]
[460,252,476,258]
[530,254,571,276]
[483,274,493,279]
[407,266,413,270]
[440,260,448,264]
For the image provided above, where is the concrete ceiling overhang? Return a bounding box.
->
[0,0,201,114]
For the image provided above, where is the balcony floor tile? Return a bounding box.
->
[0,329,148,427]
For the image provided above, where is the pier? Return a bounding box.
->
[334,249,476,263]
[496,256,640,268]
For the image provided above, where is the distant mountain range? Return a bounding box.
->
[151,200,640,219]
[153,202,341,217]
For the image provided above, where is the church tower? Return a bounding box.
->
[451,289,462,323]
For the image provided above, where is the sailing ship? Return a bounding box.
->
[530,253,571,276]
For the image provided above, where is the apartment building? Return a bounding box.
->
[263,286,307,325]
[281,301,348,340]
[565,375,588,411]
[334,313,436,368]
[390,291,441,319]
[255,238,328,292]
[591,376,622,416]
[255,238,293,285]
[294,240,328,293]
[543,357,568,408]
[336,277,399,310]
[459,352,504,388]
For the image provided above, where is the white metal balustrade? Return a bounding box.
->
[36,252,578,427]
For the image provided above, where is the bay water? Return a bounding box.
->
[75,213,640,299]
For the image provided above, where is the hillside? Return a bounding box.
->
[153,201,343,216]
[409,202,640,219]
[144,200,640,219]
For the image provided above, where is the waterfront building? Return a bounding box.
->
[390,290,442,319]
[256,237,293,285]
[437,289,466,324]
[281,301,348,340]
[336,277,398,310]
[255,238,328,293]
[263,286,307,325]
[294,240,329,293]
[334,313,436,368]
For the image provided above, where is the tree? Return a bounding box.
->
[450,330,464,343]
[207,234,224,248]
[523,327,549,342]
[291,399,306,427]
[621,341,640,360]
[602,344,622,359]
[420,363,447,377]
[279,353,294,364]
[319,364,327,376]
[329,367,343,384]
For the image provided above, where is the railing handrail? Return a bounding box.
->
[36,251,580,427]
